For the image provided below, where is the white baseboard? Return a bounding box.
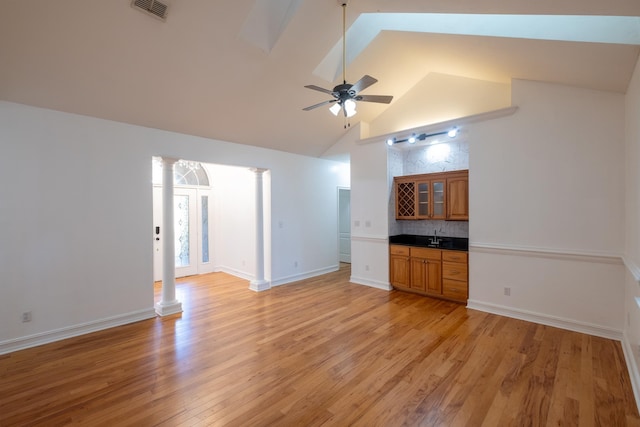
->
[350,275,393,291]
[214,266,254,281]
[249,279,271,292]
[467,299,622,341]
[0,308,157,355]
[271,265,339,287]
[622,331,640,412]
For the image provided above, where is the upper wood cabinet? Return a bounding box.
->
[416,178,446,220]
[447,174,469,221]
[394,170,468,221]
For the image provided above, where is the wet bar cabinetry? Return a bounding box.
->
[394,170,468,221]
[389,244,468,303]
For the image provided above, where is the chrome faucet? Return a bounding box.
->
[430,230,440,246]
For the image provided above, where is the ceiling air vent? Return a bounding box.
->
[131,0,168,21]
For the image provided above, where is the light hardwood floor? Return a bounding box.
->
[1,264,639,426]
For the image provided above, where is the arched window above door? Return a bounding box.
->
[152,157,210,187]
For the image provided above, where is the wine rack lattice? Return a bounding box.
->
[397,182,415,217]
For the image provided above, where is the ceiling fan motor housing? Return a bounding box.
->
[333,83,356,103]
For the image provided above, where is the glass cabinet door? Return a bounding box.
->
[417,182,430,217]
[432,180,445,219]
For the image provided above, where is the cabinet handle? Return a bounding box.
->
[450,270,460,275]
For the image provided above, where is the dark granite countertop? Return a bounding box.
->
[389,234,469,251]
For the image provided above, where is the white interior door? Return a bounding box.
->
[338,188,351,263]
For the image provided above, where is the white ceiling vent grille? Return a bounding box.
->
[131,0,168,21]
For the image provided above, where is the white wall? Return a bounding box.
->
[0,101,349,353]
[370,73,511,137]
[468,79,626,337]
[350,141,391,289]
[208,164,256,280]
[623,55,640,405]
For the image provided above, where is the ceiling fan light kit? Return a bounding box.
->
[303,0,393,125]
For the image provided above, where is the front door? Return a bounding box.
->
[153,186,211,280]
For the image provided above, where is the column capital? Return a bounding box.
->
[250,167,269,174]
[160,157,180,165]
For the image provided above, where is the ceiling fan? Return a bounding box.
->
[302,0,393,120]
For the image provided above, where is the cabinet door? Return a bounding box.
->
[390,254,411,288]
[431,180,446,219]
[416,181,430,219]
[447,177,469,220]
[425,260,442,294]
[410,257,442,294]
[410,257,427,291]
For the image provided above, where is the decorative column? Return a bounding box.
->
[250,168,270,291]
[155,157,183,316]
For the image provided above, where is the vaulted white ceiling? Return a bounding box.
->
[1,0,639,157]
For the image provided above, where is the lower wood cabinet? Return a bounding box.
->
[389,245,411,288]
[390,244,468,303]
[409,247,442,294]
[442,251,469,301]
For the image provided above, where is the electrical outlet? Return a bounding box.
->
[22,311,32,323]
[504,287,511,296]
[365,265,370,271]
[294,261,298,268]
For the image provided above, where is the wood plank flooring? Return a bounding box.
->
[1,264,639,426]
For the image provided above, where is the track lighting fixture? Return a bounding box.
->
[385,127,459,146]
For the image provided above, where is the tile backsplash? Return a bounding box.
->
[388,138,469,238]
[399,219,468,238]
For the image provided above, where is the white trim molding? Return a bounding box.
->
[249,279,271,292]
[215,266,254,281]
[271,265,339,287]
[0,308,157,355]
[467,300,622,341]
[350,275,393,291]
[470,242,623,265]
[622,331,640,411]
[351,234,389,243]
[358,106,518,146]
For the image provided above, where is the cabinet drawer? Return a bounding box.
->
[410,247,441,260]
[442,250,467,263]
[443,279,468,300]
[442,262,468,281]
[390,245,410,256]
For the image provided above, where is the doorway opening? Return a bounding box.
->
[338,187,351,263]
[152,159,214,280]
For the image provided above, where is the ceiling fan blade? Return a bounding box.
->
[304,85,335,96]
[357,94,393,104]
[303,99,337,111]
[350,75,378,94]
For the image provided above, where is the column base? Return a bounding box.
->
[249,280,271,292]
[155,300,183,316]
